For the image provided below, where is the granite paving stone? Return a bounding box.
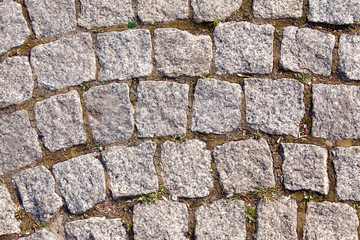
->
[102,141,158,199]
[83,83,134,144]
[133,201,188,240]
[0,0,30,55]
[136,81,189,138]
[191,78,242,134]
[280,26,335,76]
[52,153,106,214]
[0,186,20,236]
[97,30,152,81]
[0,110,42,176]
[244,78,305,137]
[12,166,63,221]
[280,143,329,194]
[20,230,59,240]
[191,0,242,23]
[30,33,96,91]
[312,84,360,139]
[214,22,274,75]
[338,34,360,81]
[25,0,76,38]
[195,200,246,240]
[303,202,359,240]
[253,0,303,19]
[0,56,34,108]
[213,139,275,194]
[154,28,212,77]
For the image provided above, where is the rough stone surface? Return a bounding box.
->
[30,33,96,91]
[0,56,34,108]
[20,230,58,240]
[25,0,76,38]
[52,153,105,214]
[65,217,127,240]
[0,186,20,236]
[34,91,87,152]
[102,141,158,199]
[83,83,134,144]
[253,0,303,19]
[137,0,188,24]
[154,28,212,77]
[281,143,329,194]
[0,0,30,55]
[280,26,335,76]
[312,84,360,139]
[244,78,305,137]
[308,0,360,25]
[0,110,42,176]
[214,22,274,75]
[195,200,246,240]
[78,0,134,29]
[136,81,189,138]
[133,201,188,240]
[333,147,360,201]
[191,78,242,134]
[12,166,63,221]
[303,202,359,240]
[338,34,360,81]
[213,139,275,194]
[191,0,242,23]
[97,30,152,81]
[161,140,213,198]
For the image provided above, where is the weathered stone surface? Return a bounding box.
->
[154,28,212,77]
[191,78,242,134]
[253,0,303,19]
[0,186,20,236]
[97,30,152,81]
[12,166,63,221]
[244,78,305,137]
[0,0,30,55]
[161,140,213,198]
[303,202,359,240]
[83,83,134,144]
[20,230,58,240]
[308,0,360,25]
[102,141,158,199]
[338,34,360,81]
[136,81,189,138]
[191,0,242,23]
[30,33,96,91]
[0,56,33,108]
[65,217,127,240]
[312,84,360,139]
[280,27,335,76]
[78,0,134,29]
[213,139,275,194]
[195,200,246,240]
[52,153,106,214]
[137,0,188,24]
[214,22,274,75]
[255,196,298,240]
[34,91,86,152]
[25,0,76,38]
[133,201,188,240]
[333,147,360,201]
[280,143,329,194]
[0,110,42,176]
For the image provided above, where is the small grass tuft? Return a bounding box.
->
[254,186,279,201]
[200,73,212,79]
[15,207,26,220]
[128,21,136,28]
[138,193,158,204]
[80,82,89,91]
[36,220,50,231]
[295,72,311,84]
[254,130,261,140]
[172,133,187,143]
[245,205,257,222]
[304,190,318,201]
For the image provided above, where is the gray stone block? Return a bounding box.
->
[213,139,275,194]
[83,83,134,144]
[30,33,96,91]
[20,230,58,240]
[214,22,274,75]
[0,186,20,236]
[280,26,335,76]
[135,81,189,138]
[154,28,212,77]
[253,0,303,19]
[338,34,360,81]
[191,0,242,23]
[191,78,242,134]
[0,110,42,176]
[244,78,305,137]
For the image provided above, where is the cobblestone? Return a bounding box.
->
[20,230,58,240]
[338,34,360,81]
[0,186,20,236]
[191,0,242,23]
[253,0,303,19]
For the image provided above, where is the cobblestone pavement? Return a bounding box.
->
[1,0,360,239]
